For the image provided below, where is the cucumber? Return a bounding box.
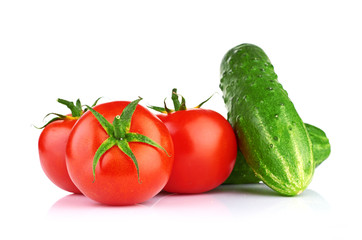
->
[224,123,330,184]
[220,43,314,196]
[305,123,331,167]
[223,148,260,184]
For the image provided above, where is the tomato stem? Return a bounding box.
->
[147,88,214,114]
[163,98,173,114]
[195,93,215,108]
[35,97,102,129]
[57,98,83,117]
[86,98,171,183]
[171,88,181,111]
[113,115,123,139]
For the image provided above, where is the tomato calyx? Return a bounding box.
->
[148,88,214,114]
[86,98,170,183]
[35,97,102,129]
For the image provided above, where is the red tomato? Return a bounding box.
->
[158,108,237,193]
[38,119,82,194]
[66,101,174,206]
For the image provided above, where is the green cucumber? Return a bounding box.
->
[220,43,314,196]
[224,149,260,184]
[224,123,331,184]
[305,123,331,167]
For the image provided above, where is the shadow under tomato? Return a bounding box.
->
[48,193,152,221]
[48,189,231,222]
[48,183,330,226]
[147,191,232,218]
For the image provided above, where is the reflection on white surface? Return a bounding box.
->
[48,184,330,224]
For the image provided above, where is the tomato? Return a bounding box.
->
[158,109,237,193]
[149,89,237,194]
[65,100,174,206]
[37,98,100,194]
[38,118,81,194]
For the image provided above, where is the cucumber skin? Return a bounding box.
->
[223,149,261,184]
[305,123,331,167]
[220,43,314,196]
[223,123,330,184]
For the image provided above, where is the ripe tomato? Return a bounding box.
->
[158,109,237,193]
[66,100,174,206]
[150,89,237,194]
[38,118,81,194]
[37,98,99,194]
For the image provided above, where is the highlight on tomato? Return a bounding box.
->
[149,89,237,194]
[37,98,101,194]
[65,98,174,206]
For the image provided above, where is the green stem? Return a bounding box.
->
[92,137,117,182]
[35,97,102,129]
[147,88,213,114]
[85,105,114,136]
[57,98,83,117]
[195,93,215,108]
[163,98,173,114]
[117,140,140,183]
[87,98,171,183]
[113,115,123,139]
[172,88,181,111]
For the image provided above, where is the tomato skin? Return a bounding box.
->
[66,101,174,206]
[158,109,237,194]
[38,119,82,194]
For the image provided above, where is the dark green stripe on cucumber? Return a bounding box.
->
[220,43,314,196]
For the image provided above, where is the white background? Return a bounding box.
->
[1,0,361,239]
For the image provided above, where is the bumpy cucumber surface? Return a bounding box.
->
[224,123,330,184]
[220,43,314,196]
